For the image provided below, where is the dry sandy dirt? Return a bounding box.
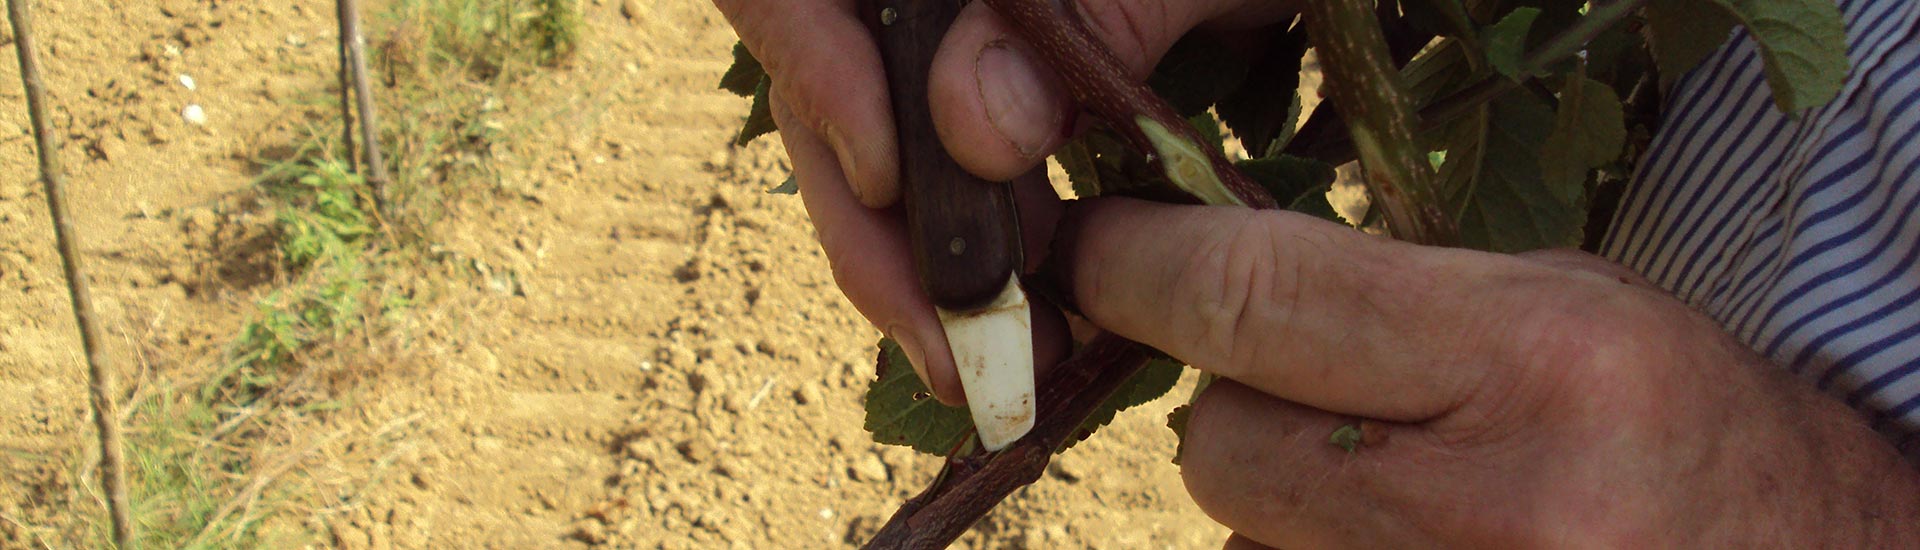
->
[0,0,1227,547]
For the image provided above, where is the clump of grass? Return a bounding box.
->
[526,0,580,65]
[72,0,588,546]
[383,0,581,82]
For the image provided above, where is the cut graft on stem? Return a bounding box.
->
[981,0,1276,209]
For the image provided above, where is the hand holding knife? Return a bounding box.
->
[862,0,1037,451]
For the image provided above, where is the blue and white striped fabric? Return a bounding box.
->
[1600,0,1920,454]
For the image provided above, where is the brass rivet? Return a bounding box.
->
[948,237,966,256]
[880,7,898,25]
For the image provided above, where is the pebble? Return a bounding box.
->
[178,74,196,90]
[848,453,888,483]
[620,0,645,22]
[879,447,917,477]
[1047,454,1085,483]
[794,383,821,406]
[624,439,655,463]
[181,104,207,125]
[95,137,128,161]
[1022,525,1067,548]
[676,439,713,465]
[569,520,608,544]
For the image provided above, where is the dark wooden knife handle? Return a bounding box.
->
[864,0,1023,311]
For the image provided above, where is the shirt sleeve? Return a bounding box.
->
[1599,0,1920,455]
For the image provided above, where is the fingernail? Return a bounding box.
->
[889,324,934,393]
[824,125,869,204]
[1039,200,1094,315]
[976,40,1062,159]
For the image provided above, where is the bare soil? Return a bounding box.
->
[0,0,1224,548]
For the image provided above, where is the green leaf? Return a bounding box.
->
[1054,127,1168,198]
[1401,38,1476,109]
[1236,156,1340,222]
[766,175,798,195]
[1164,372,1215,465]
[734,78,776,147]
[1400,0,1480,46]
[1188,113,1225,154]
[1485,7,1542,79]
[1645,0,1740,89]
[1713,0,1848,112]
[1497,0,1588,77]
[1216,29,1306,157]
[1583,23,1651,91]
[1056,138,1104,198]
[718,42,765,97]
[864,339,975,455]
[1062,357,1183,452]
[1165,404,1194,465]
[1539,74,1626,204]
[1147,33,1252,117]
[1437,94,1584,252]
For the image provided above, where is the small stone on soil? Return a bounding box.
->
[676,439,713,465]
[848,453,888,483]
[569,520,608,544]
[181,104,207,125]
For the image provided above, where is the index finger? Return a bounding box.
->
[714,0,901,207]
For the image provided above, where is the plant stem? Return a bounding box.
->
[1287,0,1651,170]
[1303,0,1457,246]
[338,0,390,211]
[336,0,357,173]
[1518,0,1648,77]
[864,333,1152,549]
[6,1,133,546]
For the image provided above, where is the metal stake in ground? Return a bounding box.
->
[335,0,357,174]
[337,0,390,210]
[6,0,134,546]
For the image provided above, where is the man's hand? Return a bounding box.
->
[1062,198,1920,547]
[708,0,1296,404]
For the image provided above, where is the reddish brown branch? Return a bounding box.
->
[7,0,133,545]
[864,334,1153,549]
[981,0,1276,209]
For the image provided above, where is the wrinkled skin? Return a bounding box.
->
[708,0,1920,546]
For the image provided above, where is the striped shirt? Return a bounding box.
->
[1600,0,1920,455]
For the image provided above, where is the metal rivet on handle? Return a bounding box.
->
[880,7,898,25]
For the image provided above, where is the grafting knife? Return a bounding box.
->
[863,0,1035,450]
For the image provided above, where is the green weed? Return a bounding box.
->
[79,0,587,546]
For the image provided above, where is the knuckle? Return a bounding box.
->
[1442,287,1671,448]
[1171,213,1302,376]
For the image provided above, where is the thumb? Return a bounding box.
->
[927,0,1298,182]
